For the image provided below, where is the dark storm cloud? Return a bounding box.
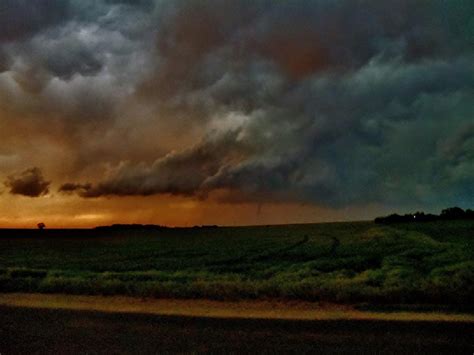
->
[60,129,255,197]
[1,1,150,85]
[0,49,9,73]
[2,0,473,209]
[58,182,92,194]
[0,0,152,163]
[0,0,68,42]
[139,0,472,104]
[5,167,51,197]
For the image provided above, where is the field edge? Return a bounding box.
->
[1,292,473,323]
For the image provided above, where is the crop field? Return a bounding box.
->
[0,221,473,306]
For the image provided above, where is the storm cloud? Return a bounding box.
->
[5,167,51,197]
[0,0,68,42]
[1,0,473,211]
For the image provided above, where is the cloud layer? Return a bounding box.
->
[1,0,473,212]
[5,167,50,197]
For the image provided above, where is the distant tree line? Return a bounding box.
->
[375,207,474,224]
[94,224,219,231]
[94,224,169,231]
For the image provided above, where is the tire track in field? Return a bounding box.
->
[250,235,310,261]
[207,235,310,266]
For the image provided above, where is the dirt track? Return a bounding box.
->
[1,304,473,354]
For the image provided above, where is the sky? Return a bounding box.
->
[0,0,473,228]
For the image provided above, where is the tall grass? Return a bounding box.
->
[0,221,473,305]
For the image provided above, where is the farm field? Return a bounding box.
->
[0,221,473,306]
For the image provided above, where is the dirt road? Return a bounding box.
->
[1,304,473,354]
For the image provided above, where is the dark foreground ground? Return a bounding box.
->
[1,305,473,354]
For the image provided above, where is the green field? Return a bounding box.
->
[0,221,473,306]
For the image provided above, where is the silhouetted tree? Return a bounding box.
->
[441,207,465,219]
[37,222,45,230]
[375,206,474,224]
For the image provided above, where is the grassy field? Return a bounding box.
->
[0,221,473,306]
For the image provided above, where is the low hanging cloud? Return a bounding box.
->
[1,0,473,210]
[58,182,92,194]
[59,129,255,198]
[5,167,51,197]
